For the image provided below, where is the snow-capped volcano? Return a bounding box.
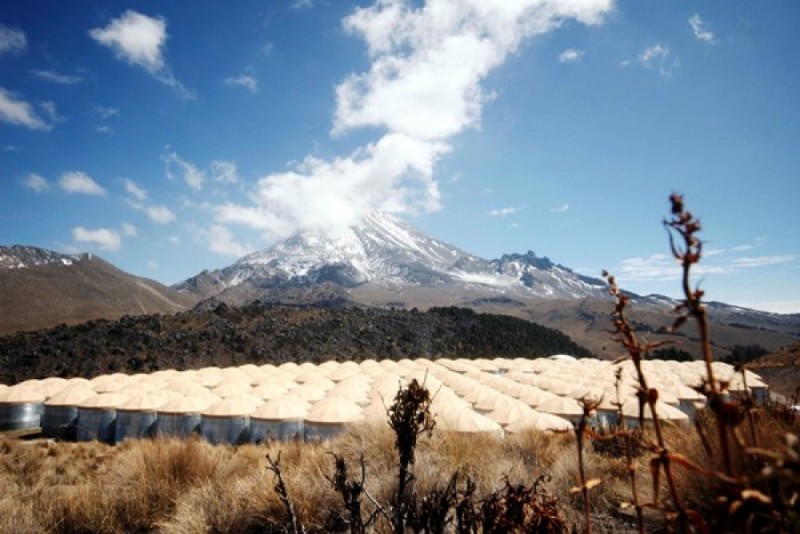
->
[175,211,609,302]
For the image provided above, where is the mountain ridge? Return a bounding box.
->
[0,245,197,335]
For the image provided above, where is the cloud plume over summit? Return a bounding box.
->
[213,0,613,246]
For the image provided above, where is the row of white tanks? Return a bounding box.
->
[0,356,768,444]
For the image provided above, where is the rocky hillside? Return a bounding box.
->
[0,304,593,384]
[749,341,800,400]
[0,245,197,335]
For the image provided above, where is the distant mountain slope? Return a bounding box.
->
[0,245,197,335]
[0,304,592,384]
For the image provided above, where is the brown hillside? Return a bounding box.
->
[749,341,800,400]
[0,255,196,335]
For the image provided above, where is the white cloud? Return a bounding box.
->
[290,0,313,10]
[59,171,106,195]
[0,23,26,55]
[30,69,83,85]
[617,253,795,282]
[489,206,524,217]
[122,178,148,201]
[617,253,725,282]
[145,205,176,224]
[89,10,190,97]
[163,150,205,191]
[121,223,138,237]
[39,101,61,123]
[689,14,715,43]
[72,227,121,251]
[0,88,52,130]
[95,106,120,119]
[550,203,569,213]
[621,44,678,77]
[207,224,253,257]
[210,160,240,183]
[96,125,113,134]
[217,133,449,238]
[216,0,612,241]
[558,48,584,63]
[147,259,159,270]
[23,173,49,192]
[334,0,612,141]
[225,74,258,93]
[731,255,794,269]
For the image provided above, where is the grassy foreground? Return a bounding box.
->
[0,409,792,533]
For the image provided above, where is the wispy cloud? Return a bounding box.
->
[163,149,205,191]
[489,206,525,217]
[210,160,240,184]
[689,14,715,43]
[225,73,258,93]
[145,205,176,224]
[122,178,148,201]
[731,255,794,269]
[94,106,119,134]
[23,173,49,192]
[0,88,53,130]
[558,48,584,63]
[621,44,678,77]
[39,101,62,123]
[550,203,569,213]
[617,252,795,282]
[59,171,106,196]
[0,23,26,56]
[72,227,121,251]
[290,0,313,10]
[90,10,192,98]
[260,42,275,57]
[121,223,138,237]
[207,224,253,257]
[30,69,83,85]
[95,106,120,119]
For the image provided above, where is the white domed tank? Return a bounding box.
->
[250,395,310,442]
[156,395,216,438]
[0,384,46,431]
[114,391,175,443]
[304,397,363,441]
[201,394,261,444]
[76,392,129,442]
[535,395,584,424]
[437,406,504,438]
[42,385,97,439]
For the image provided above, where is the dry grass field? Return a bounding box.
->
[0,405,795,533]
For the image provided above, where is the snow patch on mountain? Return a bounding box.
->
[0,245,89,270]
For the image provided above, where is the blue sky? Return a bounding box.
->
[1,1,798,313]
